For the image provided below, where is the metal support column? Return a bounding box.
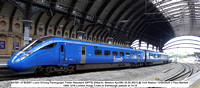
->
[139,40,141,49]
[12,35,16,55]
[152,46,154,51]
[23,20,32,46]
[107,37,113,44]
[77,31,85,40]
[159,47,163,52]
[156,47,158,52]
[125,41,131,47]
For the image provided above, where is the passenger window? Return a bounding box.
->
[150,53,154,58]
[40,43,57,50]
[104,50,110,56]
[131,53,135,57]
[82,47,86,55]
[61,45,64,52]
[126,52,130,56]
[120,52,124,56]
[95,50,102,55]
[113,51,118,56]
[153,55,155,58]
[154,55,158,58]
[157,55,160,58]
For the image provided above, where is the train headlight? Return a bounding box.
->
[15,52,32,63]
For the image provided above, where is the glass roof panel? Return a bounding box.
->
[153,0,200,28]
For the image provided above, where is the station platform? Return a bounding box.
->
[183,71,200,88]
[0,58,9,64]
[0,55,10,64]
[0,57,9,68]
[190,80,200,88]
[0,64,7,68]
[0,55,11,58]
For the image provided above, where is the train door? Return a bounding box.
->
[59,43,65,64]
[144,51,147,63]
[80,46,86,64]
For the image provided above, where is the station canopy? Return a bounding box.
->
[152,0,200,36]
[163,35,200,55]
[0,0,179,50]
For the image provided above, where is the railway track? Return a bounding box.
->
[0,63,181,81]
[185,64,193,78]
[195,63,200,72]
[0,66,35,81]
[0,65,133,81]
[163,67,174,73]
[0,67,18,81]
[164,63,193,81]
[0,70,42,81]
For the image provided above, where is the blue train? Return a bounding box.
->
[7,36,169,75]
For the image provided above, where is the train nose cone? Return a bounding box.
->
[7,59,21,71]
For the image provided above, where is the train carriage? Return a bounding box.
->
[145,51,169,65]
[7,36,169,75]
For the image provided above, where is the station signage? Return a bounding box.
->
[24,37,32,41]
[0,41,5,49]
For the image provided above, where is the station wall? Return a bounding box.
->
[0,15,72,55]
[0,36,23,55]
[0,16,24,55]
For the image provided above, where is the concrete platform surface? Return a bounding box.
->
[190,79,200,88]
[0,58,9,64]
[0,64,7,68]
[183,71,200,88]
[0,55,11,58]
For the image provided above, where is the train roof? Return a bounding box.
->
[150,52,168,56]
[37,36,61,41]
[43,36,143,51]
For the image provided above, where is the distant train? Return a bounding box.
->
[7,36,170,76]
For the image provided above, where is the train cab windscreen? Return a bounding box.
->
[19,36,58,51]
[20,40,42,51]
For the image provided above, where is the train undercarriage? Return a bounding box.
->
[34,61,169,76]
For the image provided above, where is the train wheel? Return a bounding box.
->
[146,63,149,66]
[43,66,54,76]
[138,63,142,67]
[34,67,40,76]
[144,63,147,66]
[140,63,143,67]
[148,62,152,66]
[68,65,75,74]
[137,63,140,67]
[130,63,134,68]
[136,63,139,67]
[63,67,68,74]
[150,62,153,66]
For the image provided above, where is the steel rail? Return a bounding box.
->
[164,63,186,81]
[164,63,194,81]
[195,63,200,72]
[185,64,193,78]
